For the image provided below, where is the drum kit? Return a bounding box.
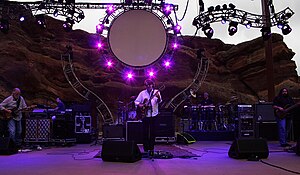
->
[117,97,139,124]
[182,104,237,131]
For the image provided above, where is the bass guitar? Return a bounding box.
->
[136,85,165,120]
[0,105,37,120]
[275,102,300,119]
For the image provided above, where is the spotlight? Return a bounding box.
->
[163,4,172,16]
[53,9,59,17]
[19,14,25,22]
[281,24,292,35]
[163,60,171,68]
[277,21,284,29]
[261,27,271,40]
[228,21,238,36]
[215,5,221,11]
[106,60,113,68]
[172,43,179,49]
[106,5,115,15]
[228,3,236,10]
[35,14,46,28]
[96,24,104,34]
[97,42,103,49]
[221,16,226,24]
[202,25,213,38]
[63,18,74,32]
[173,25,181,34]
[245,21,252,29]
[207,6,214,12]
[0,19,9,34]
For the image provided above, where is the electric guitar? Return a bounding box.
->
[275,102,300,119]
[0,105,37,120]
[136,85,165,120]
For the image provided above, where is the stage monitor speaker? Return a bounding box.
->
[101,140,142,163]
[228,138,269,160]
[0,137,18,155]
[176,132,196,144]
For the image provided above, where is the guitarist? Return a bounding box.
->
[135,79,162,156]
[0,88,27,147]
[273,88,295,147]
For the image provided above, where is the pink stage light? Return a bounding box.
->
[97,42,103,49]
[127,72,133,79]
[163,60,172,68]
[96,24,104,34]
[106,60,113,67]
[163,5,172,16]
[172,43,179,49]
[173,25,181,34]
[106,5,115,15]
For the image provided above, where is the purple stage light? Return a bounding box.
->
[172,43,179,49]
[163,60,171,68]
[127,72,133,79]
[97,42,103,49]
[106,5,115,15]
[96,24,104,34]
[106,60,113,67]
[163,5,172,16]
[173,25,181,34]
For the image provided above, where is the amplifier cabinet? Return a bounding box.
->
[126,121,143,144]
[24,119,50,142]
[75,114,91,133]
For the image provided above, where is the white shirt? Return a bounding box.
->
[135,89,162,117]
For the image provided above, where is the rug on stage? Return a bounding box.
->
[94,144,198,159]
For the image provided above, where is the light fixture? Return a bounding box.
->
[162,4,172,16]
[202,24,214,38]
[96,24,104,34]
[0,19,9,34]
[53,9,59,17]
[35,14,46,28]
[19,14,25,22]
[245,21,252,29]
[228,21,238,36]
[281,24,292,35]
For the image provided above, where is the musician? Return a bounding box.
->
[0,88,27,147]
[54,97,65,112]
[200,92,214,106]
[134,79,162,155]
[273,88,295,147]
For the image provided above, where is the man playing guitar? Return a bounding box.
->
[134,79,162,156]
[273,88,295,147]
[0,88,28,147]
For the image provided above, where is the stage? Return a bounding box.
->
[0,141,299,175]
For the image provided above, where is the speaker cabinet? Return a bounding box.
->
[126,121,143,144]
[155,110,175,137]
[0,137,18,155]
[101,140,142,163]
[102,124,124,140]
[228,138,269,160]
[255,103,275,122]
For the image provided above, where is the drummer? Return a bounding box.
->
[199,92,214,107]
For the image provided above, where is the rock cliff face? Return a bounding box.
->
[0,15,299,122]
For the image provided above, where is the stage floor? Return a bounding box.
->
[0,141,299,175]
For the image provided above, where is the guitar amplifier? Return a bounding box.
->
[24,119,51,142]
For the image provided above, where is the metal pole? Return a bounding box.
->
[262,0,275,101]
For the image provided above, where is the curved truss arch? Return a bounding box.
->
[61,54,114,125]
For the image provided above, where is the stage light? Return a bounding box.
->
[261,27,271,40]
[127,72,133,79]
[106,60,113,68]
[221,16,226,24]
[63,18,74,32]
[281,24,292,35]
[53,9,58,17]
[228,3,235,10]
[19,14,25,22]
[0,19,9,34]
[106,5,115,15]
[245,21,252,29]
[207,6,214,13]
[125,0,132,5]
[97,42,103,49]
[96,24,104,34]
[228,21,238,36]
[35,14,46,29]
[172,43,179,49]
[163,4,172,16]
[163,60,171,68]
[173,25,181,34]
[215,5,221,11]
[202,24,213,39]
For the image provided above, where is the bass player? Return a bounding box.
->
[273,88,295,147]
[135,79,162,156]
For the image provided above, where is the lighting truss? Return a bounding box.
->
[193,4,294,34]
